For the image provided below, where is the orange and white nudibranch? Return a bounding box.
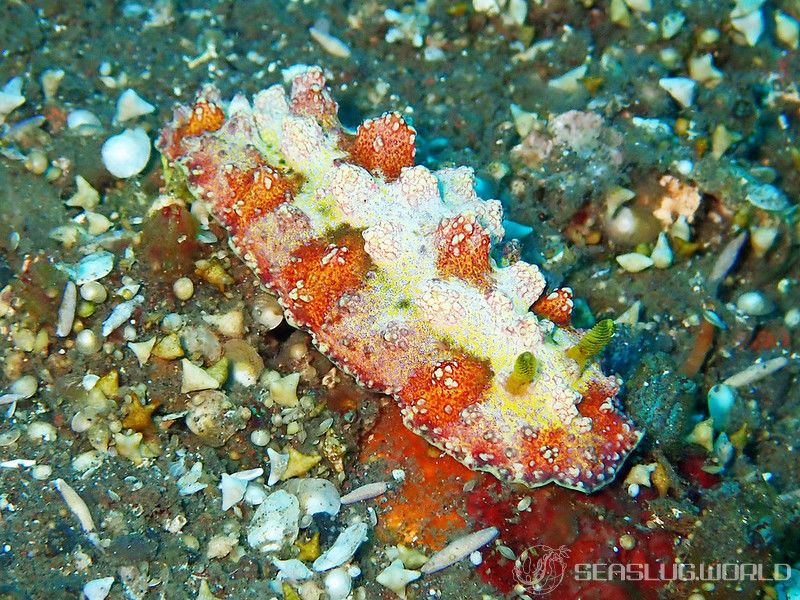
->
[157,66,642,492]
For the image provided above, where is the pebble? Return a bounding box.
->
[785,307,800,329]
[324,567,352,600]
[56,281,77,337]
[80,281,108,303]
[736,291,773,316]
[101,128,151,178]
[76,329,101,354]
[173,277,194,300]
[83,577,115,600]
[244,482,269,506]
[31,464,53,480]
[707,384,737,430]
[24,149,49,175]
[27,421,57,443]
[184,390,248,446]
[250,429,271,447]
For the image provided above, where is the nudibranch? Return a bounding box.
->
[158,66,642,492]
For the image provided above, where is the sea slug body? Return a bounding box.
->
[158,66,642,492]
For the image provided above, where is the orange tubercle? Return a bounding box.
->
[220,164,295,235]
[531,287,574,326]
[279,229,373,329]
[172,99,225,149]
[289,66,339,127]
[435,214,492,288]
[349,112,416,181]
[398,353,492,429]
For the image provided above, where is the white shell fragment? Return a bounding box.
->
[340,481,389,505]
[376,559,421,600]
[548,64,587,93]
[53,478,95,532]
[1,375,38,408]
[723,356,790,388]
[283,478,341,519]
[273,558,314,581]
[83,576,115,600]
[56,281,77,337]
[661,12,686,39]
[0,77,25,122]
[747,183,790,212]
[659,77,695,108]
[59,250,114,285]
[67,109,103,133]
[420,526,500,574]
[309,25,352,58]
[101,127,152,178]
[269,372,301,407]
[176,461,208,495]
[252,294,284,330]
[127,337,157,366]
[708,384,737,430]
[731,9,764,46]
[650,232,673,269]
[115,89,156,122]
[102,295,143,337]
[220,473,249,511]
[66,175,101,210]
[220,468,264,511]
[267,448,289,485]
[616,252,654,273]
[313,522,369,571]
[40,68,65,101]
[776,11,800,49]
[708,231,748,288]
[247,490,300,552]
[180,359,221,393]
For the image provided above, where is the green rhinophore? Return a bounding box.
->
[506,351,538,394]
[566,319,615,369]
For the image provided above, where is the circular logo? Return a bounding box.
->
[513,544,570,595]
